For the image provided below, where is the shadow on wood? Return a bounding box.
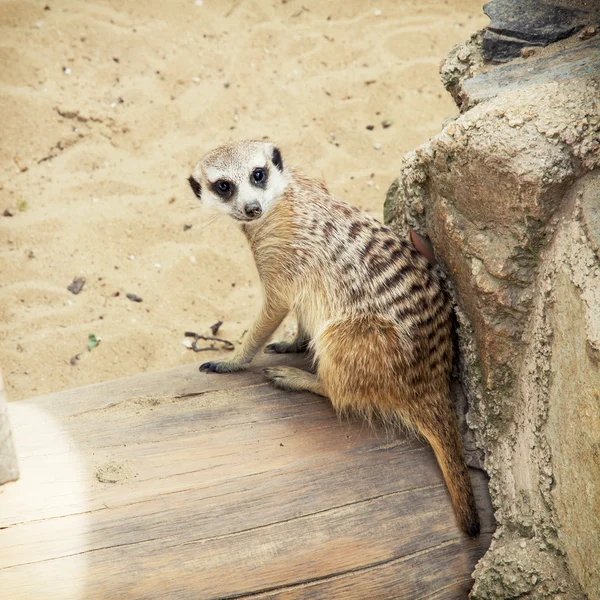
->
[0,355,494,600]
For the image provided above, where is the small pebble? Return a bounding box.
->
[63,67,71,75]
[373,143,382,150]
[129,254,135,260]
[67,277,85,295]
[190,256,197,264]
[579,25,597,40]
[381,119,393,128]
[126,293,143,303]
[374,9,382,16]
[366,124,374,130]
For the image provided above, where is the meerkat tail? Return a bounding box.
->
[412,400,480,537]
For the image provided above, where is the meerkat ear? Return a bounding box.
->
[188,175,202,199]
[271,146,283,172]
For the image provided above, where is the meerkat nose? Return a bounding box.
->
[244,202,262,218]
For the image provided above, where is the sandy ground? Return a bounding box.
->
[0,0,487,401]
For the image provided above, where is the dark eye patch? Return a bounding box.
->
[211,179,235,200]
[251,167,267,188]
[188,176,201,199]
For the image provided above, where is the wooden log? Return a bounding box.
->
[0,355,494,600]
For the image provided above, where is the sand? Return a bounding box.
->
[0,0,487,401]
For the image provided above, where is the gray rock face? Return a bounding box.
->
[482,0,590,61]
[463,36,600,109]
[385,31,600,600]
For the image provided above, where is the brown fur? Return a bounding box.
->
[192,142,480,536]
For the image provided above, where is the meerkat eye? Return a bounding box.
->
[212,179,234,199]
[251,168,267,187]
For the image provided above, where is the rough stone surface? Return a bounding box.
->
[465,36,600,109]
[482,0,590,62]
[385,31,599,600]
[439,31,487,111]
[441,34,600,112]
[482,30,542,63]
[0,371,19,486]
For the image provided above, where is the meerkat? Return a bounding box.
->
[188,140,480,536]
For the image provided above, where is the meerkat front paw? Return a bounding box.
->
[199,360,246,374]
[264,341,296,354]
[264,340,309,354]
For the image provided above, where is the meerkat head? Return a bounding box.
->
[188,140,288,223]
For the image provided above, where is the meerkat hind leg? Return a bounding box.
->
[263,367,326,396]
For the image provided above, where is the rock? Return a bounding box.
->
[520,46,537,58]
[449,35,600,111]
[67,277,85,295]
[385,31,599,600]
[482,0,590,62]
[439,31,487,110]
[578,24,598,40]
[482,30,542,63]
[210,321,223,336]
[581,183,600,262]
[0,370,19,486]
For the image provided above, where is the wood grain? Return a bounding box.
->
[1,356,494,600]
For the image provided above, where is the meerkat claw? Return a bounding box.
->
[264,340,309,354]
[199,361,244,373]
[264,342,293,354]
[263,368,289,389]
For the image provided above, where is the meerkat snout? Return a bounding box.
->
[244,201,262,219]
[188,140,289,224]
